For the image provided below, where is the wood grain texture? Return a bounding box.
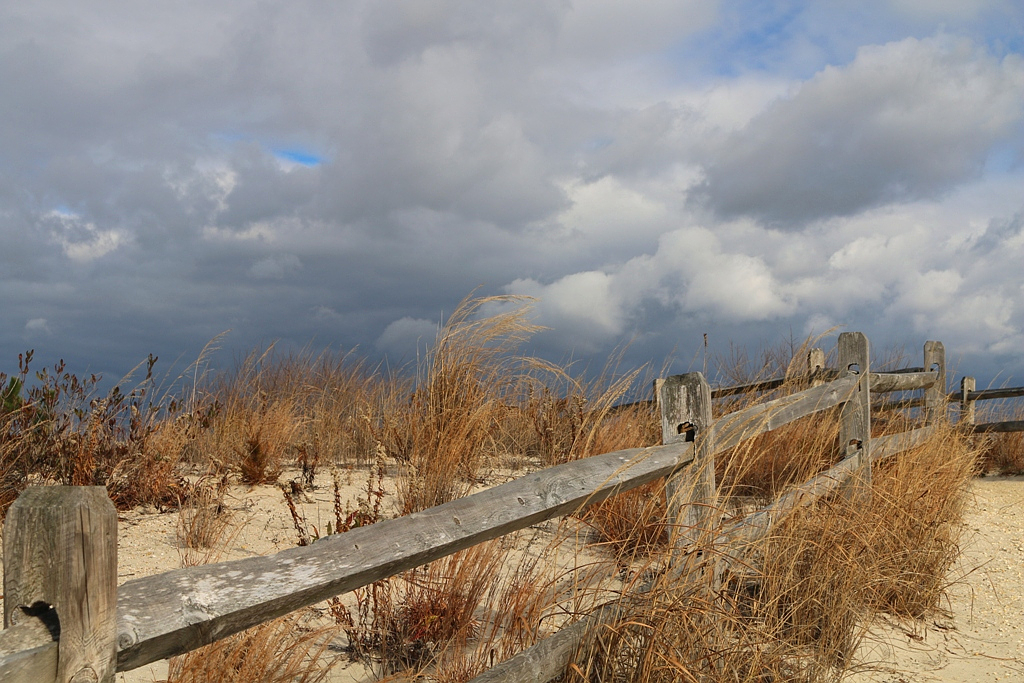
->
[947,386,1024,402]
[3,487,117,683]
[808,348,826,387]
[713,375,858,454]
[618,368,842,409]
[923,341,946,425]
[114,441,696,670]
[709,367,839,398]
[467,418,939,683]
[971,420,1024,433]
[719,425,934,549]
[873,397,925,412]
[869,371,937,393]
[0,610,59,683]
[467,599,629,683]
[872,425,936,460]
[110,372,853,675]
[721,456,863,549]
[5,335,972,680]
[710,376,788,397]
[838,332,871,498]
[959,377,976,425]
[659,373,715,555]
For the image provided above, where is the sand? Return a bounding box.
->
[847,475,1024,682]
[1,470,1020,682]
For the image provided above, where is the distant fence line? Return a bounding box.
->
[1,332,1022,683]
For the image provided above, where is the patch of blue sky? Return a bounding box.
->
[983,145,1024,175]
[273,148,324,166]
[209,132,326,166]
[665,0,921,82]
[983,26,1024,59]
[666,0,819,80]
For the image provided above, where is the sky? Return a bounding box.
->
[2,0,1023,392]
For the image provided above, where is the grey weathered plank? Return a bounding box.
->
[971,420,1024,434]
[709,367,838,398]
[0,611,59,683]
[708,368,934,400]
[342,374,860,683]
[3,486,118,683]
[808,348,826,388]
[713,375,858,454]
[959,377,976,425]
[711,377,789,397]
[114,441,696,670]
[923,342,946,425]
[721,455,864,548]
[622,368,937,407]
[869,371,937,393]
[885,367,927,374]
[872,426,936,460]
[873,397,925,412]
[468,599,629,683]
[716,425,935,550]
[470,419,939,683]
[838,332,871,500]
[659,374,715,556]
[614,369,834,411]
[482,370,872,683]
[0,375,865,677]
[838,333,871,456]
[947,386,1024,402]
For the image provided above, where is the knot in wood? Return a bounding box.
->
[69,667,99,683]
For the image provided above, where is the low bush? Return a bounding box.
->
[976,431,1024,475]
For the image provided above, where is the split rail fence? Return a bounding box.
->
[1,332,1022,683]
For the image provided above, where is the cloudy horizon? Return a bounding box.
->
[2,1,1023,392]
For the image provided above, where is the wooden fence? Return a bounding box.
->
[1,332,1022,683]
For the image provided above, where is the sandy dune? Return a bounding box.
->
[2,470,1018,682]
[848,475,1024,682]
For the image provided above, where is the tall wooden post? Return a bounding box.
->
[960,376,976,426]
[4,487,118,683]
[808,348,826,387]
[657,374,715,566]
[923,341,946,426]
[838,333,871,497]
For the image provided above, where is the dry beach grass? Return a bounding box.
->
[0,294,1017,682]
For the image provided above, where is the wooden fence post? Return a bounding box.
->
[960,376,976,426]
[3,487,118,683]
[838,332,871,497]
[808,348,826,387]
[657,373,715,566]
[923,341,946,425]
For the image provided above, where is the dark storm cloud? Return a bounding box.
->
[1,0,1024,389]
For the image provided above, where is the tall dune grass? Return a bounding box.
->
[0,297,983,683]
[566,406,976,683]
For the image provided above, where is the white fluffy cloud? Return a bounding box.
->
[697,36,1024,225]
[24,318,51,336]
[376,317,439,357]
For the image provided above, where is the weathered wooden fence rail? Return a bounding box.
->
[0,332,1020,683]
[952,376,1024,433]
